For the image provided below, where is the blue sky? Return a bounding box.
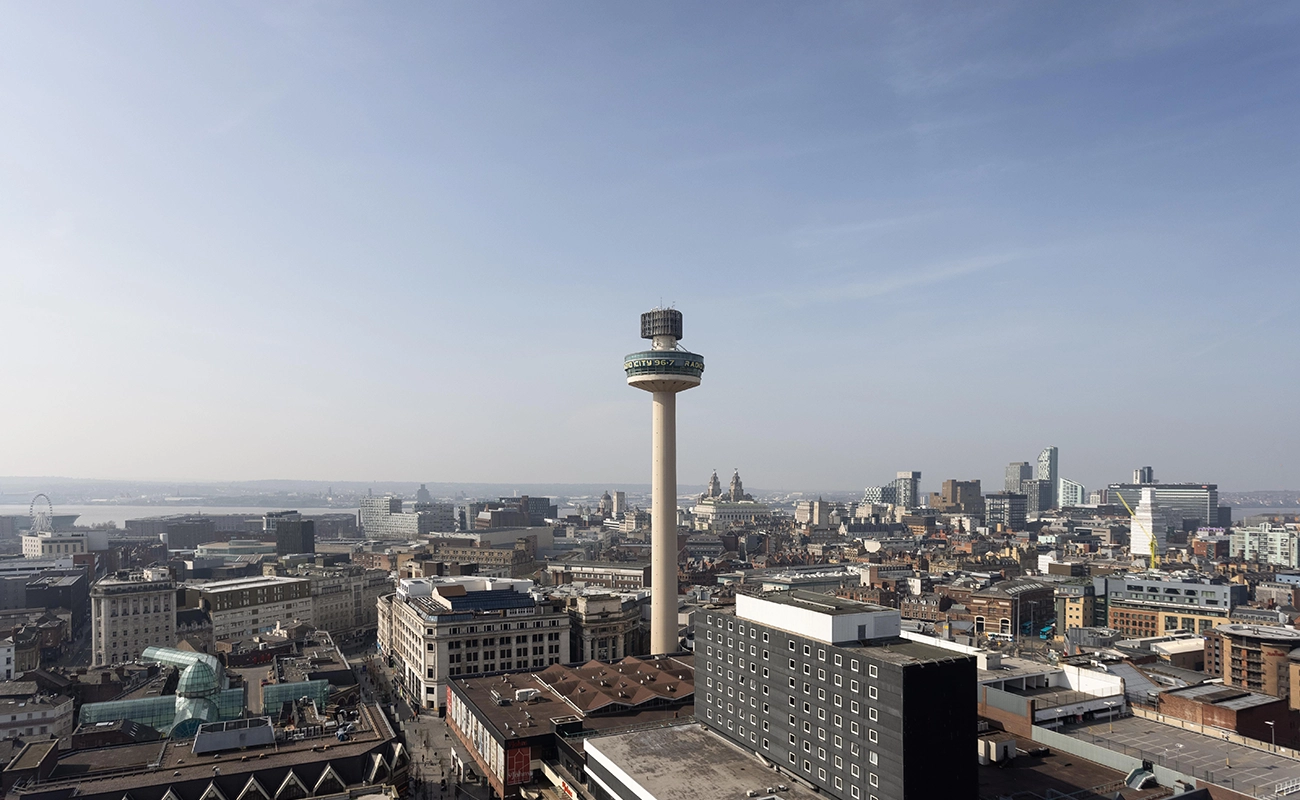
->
[2,3,1298,492]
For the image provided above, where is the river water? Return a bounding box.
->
[0,504,356,528]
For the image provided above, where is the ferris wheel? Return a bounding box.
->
[29,493,54,534]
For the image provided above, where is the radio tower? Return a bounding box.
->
[624,309,705,655]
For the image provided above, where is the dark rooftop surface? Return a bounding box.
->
[847,636,974,666]
[764,590,889,615]
[976,734,1168,800]
[453,655,694,743]
[37,703,394,793]
[5,741,59,773]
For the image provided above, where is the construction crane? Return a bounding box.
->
[1114,490,1158,568]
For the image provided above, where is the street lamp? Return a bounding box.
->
[1266,720,1276,751]
[1103,700,1117,733]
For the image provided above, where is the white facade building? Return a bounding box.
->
[1059,479,1086,508]
[1130,488,1169,566]
[90,567,177,667]
[1231,524,1300,568]
[22,531,86,558]
[377,577,569,712]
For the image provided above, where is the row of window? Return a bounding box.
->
[444,619,560,636]
[445,657,558,676]
[701,707,881,800]
[704,615,881,678]
[446,632,560,649]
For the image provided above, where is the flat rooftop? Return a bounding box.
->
[761,590,889,615]
[587,723,823,800]
[37,703,392,793]
[1164,684,1282,711]
[1066,715,1300,793]
[977,734,1168,800]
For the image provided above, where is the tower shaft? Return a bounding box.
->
[625,307,703,658]
[650,391,677,655]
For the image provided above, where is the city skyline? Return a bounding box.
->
[3,4,1299,489]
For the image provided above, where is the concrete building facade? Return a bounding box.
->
[377,577,569,712]
[90,567,176,667]
[186,576,314,641]
[697,591,975,800]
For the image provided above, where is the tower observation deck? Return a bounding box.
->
[624,308,703,655]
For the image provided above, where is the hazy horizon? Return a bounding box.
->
[4,4,1299,492]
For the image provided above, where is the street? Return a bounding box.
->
[352,646,492,800]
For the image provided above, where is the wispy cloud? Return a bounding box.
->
[789,211,942,250]
[760,250,1026,307]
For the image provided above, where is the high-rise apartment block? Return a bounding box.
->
[1230,525,1300,568]
[1023,479,1054,518]
[1036,446,1059,508]
[90,567,176,667]
[893,471,921,509]
[1058,479,1086,508]
[360,496,457,538]
[377,577,569,712]
[1134,466,1156,484]
[698,591,975,800]
[1004,462,1033,493]
[862,485,897,505]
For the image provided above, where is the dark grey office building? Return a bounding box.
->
[985,492,1027,531]
[698,591,975,800]
[1004,461,1032,493]
[1107,483,1219,531]
[1023,479,1054,518]
[266,510,315,556]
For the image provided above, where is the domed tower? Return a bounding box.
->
[624,308,704,655]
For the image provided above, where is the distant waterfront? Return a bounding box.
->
[0,504,356,528]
